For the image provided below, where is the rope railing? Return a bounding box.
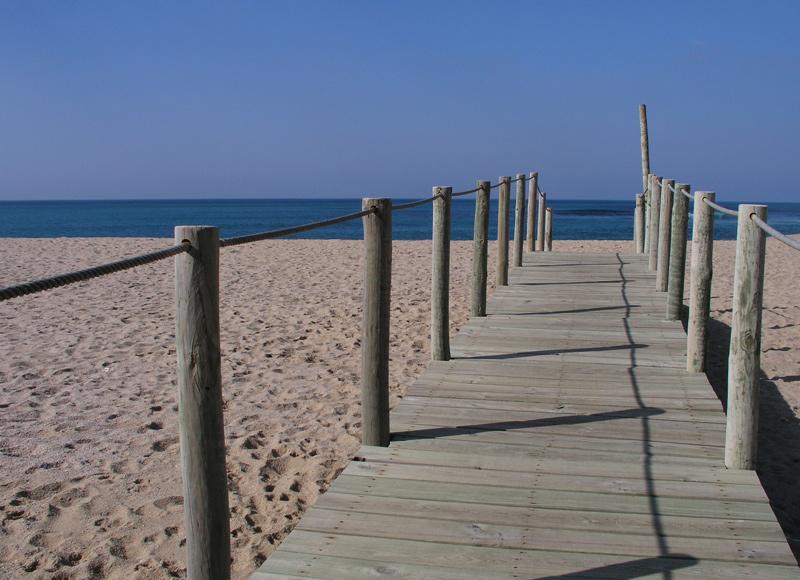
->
[0,242,190,302]
[4,166,554,578]
[701,196,738,217]
[636,102,798,476]
[219,207,376,247]
[752,214,800,251]
[451,185,482,197]
[393,193,442,211]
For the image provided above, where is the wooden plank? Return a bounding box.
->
[253,250,795,579]
[271,531,799,579]
[296,508,796,565]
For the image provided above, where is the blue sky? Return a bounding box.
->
[1,1,799,201]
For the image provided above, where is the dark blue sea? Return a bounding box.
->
[1,199,799,240]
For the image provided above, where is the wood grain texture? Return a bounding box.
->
[640,104,650,191]
[634,193,645,254]
[667,183,690,320]
[536,190,546,252]
[544,207,553,251]
[648,174,661,271]
[725,204,768,470]
[687,192,716,373]
[513,174,525,267]
[496,177,511,286]
[471,181,490,317]
[431,186,452,361]
[526,172,538,252]
[255,250,794,579]
[656,178,674,291]
[361,198,392,446]
[174,225,230,580]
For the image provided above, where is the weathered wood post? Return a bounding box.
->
[496,176,511,286]
[471,180,491,317]
[634,193,645,254]
[536,190,547,251]
[526,172,538,252]
[640,104,650,192]
[544,208,553,252]
[666,183,690,320]
[174,225,230,580]
[431,186,452,361]
[648,175,661,271]
[687,191,716,372]
[513,174,526,268]
[725,204,768,470]
[656,178,674,291]
[361,198,392,447]
[644,175,651,253]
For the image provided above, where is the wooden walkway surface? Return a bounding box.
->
[254,251,797,579]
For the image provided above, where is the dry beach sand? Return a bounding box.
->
[0,238,798,578]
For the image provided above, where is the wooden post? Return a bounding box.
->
[431,186,452,361]
[687,191,716,372]
[471,181,490,317]
[496,176,511,286]
[725,204,768,470]
[544,208,553,252]
[513,174,526,267]
[639,104,650,192]
[536,190,547,251]
[656,178,674,291]
[643,175,651,254]
[361,198,392,447]
[174,225,230,580]
[526,172,538,252]
[666,183,690,320]
[634,193,645,254]
[648,175,661,271]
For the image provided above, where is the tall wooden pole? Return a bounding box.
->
[513,174,526,267]
[656,178,674,291]
[526,172,538,252]
[431,186,452,361]
[725,204,768,470]
[544,208,553,252]
[643,175,652,254]
[174,225,230,580]
[361,198,392,447]
[536,191,547,252]
[648,175,661,272]
[687,191,716,372]
[634,193,645,254]
[496,176,511,286]
[666,183,690,320]
[471,181,490,317]
[640,104,650,192]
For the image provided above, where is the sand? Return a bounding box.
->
[0,238,797,578]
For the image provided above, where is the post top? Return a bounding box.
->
[530,171,539,178]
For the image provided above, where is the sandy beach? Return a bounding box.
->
[0,238,798,578]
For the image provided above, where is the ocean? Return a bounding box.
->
[1,198,799,241]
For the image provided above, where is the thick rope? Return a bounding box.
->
[0,243,190,302]
[751,215,800,251]
[702,197,738,217]
[451,186,481,197]
[219,208,375,247]
[393,194,442,211]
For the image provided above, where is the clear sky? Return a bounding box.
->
[1,1,798,201]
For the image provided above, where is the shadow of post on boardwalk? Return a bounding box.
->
[704,316,800,561]
[537,554,698,579]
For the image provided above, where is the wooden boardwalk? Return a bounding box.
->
[254,251,797,579]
